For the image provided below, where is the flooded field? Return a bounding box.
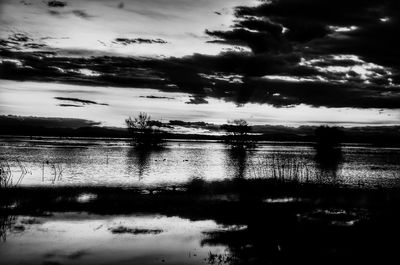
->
[0,213,237,265]
[1,137,399,188]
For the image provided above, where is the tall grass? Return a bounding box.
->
[0,161,12,188]
[41,161,65,184]
[0,215,16,242]
[249,152,316,183]
[0,160,28,188]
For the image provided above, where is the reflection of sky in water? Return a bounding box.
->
[0,213,230,265]
[1,138,400,188]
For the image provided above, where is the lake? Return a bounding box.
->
[1,137,400,188]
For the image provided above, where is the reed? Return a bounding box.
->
[0,159,28,188]
[249,152,316,183]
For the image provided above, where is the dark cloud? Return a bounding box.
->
[0,115,101,128]
[46,9,94,19]
[47,1,66,8]
[0,33,49,51]
[140,96,174,100]
[71,10,94,19]
[48,9,62,16]
[54,97,109,106]
[20,1,32,6]
[225,0,400,68]
[8,33,31,43]
[58,104,83,107]
[206,28,287,54]
[2,0,400,110]
[1,48,399,109]
[235,77,400,109]
[66,250,90,260]
[113,38,167,45]
[185,97,208,105]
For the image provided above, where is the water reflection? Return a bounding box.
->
[225,148,250,179]
[126,147,155,180]
[1,137,400,188]
[0,215,15,242]
[200,207,380,265]
[314,145,343,181]
[314,126,344,183]
[0,213,230,265]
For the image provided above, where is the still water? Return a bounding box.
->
[0,213,237,265]
[1,137,399,188]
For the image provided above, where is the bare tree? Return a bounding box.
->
[222,119,253,149]
[125,112,165,148]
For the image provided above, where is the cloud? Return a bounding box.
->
[54,97,109,106]
[8,33,32,43]
[0,33,48,51]
[140,95,174,99]
[0,115,101,128]
[1,48,399,109]
[185,97,208,104]
[58,104,83,107]
[47,1,67,8]
[71,10,94,19]
[206,28,286,54]
[2,0,400,110]
[46,9,94,19]
[113,38,167,45]
[226,0,400,68]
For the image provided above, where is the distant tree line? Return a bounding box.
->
[125,113,349,152]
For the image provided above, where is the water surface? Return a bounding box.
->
[1,137,399,188]
[0,213,234,265]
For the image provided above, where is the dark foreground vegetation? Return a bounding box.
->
[1,179,400,265]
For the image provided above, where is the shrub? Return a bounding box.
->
[125,112,166,148]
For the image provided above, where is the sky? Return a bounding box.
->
[0,0,400,127]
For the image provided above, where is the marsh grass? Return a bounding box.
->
[0,160,28,188]
[249,152,317,183]
[41,161,65,184]
[0,215,15,242]
[206,251,237,265]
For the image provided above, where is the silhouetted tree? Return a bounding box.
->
[125,112,165,148]
[222,119,254,149]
